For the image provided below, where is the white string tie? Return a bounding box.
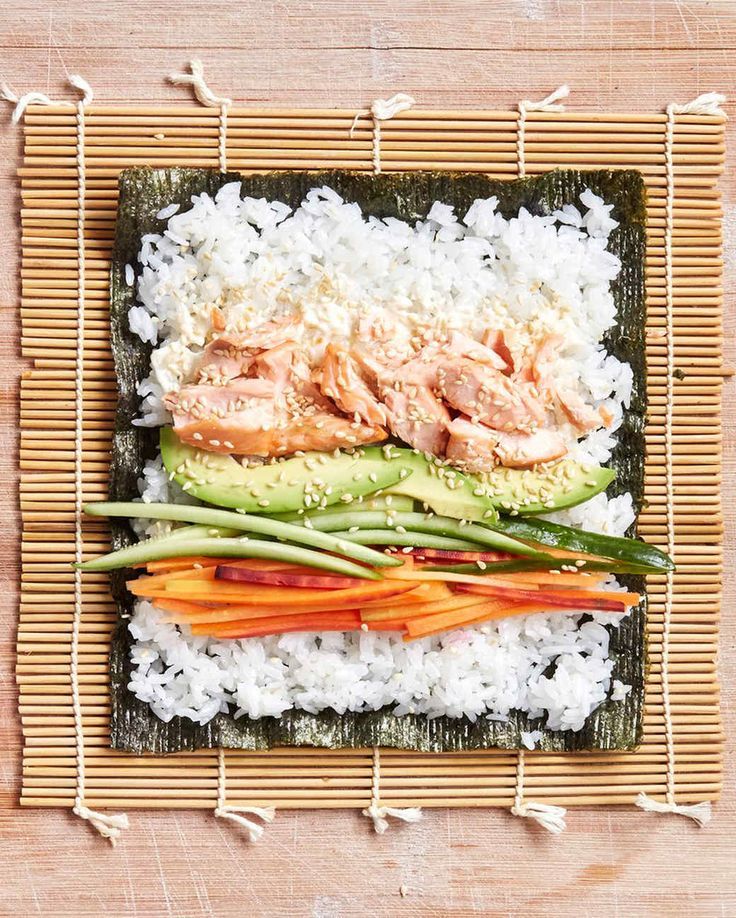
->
[350,93,416,174]
[169,60,231,173]
[363,802,424,836]
[517,84,569,178]
[510,749,567,834]
[1,74,94,124]
[168,59,232,108]
[669,92,726,117]
[363,746,422,833]
[635,793,712,828]
[73,804,130,846]
[215,747,274,841]
[215,804,276,842]
[511,800,568,835]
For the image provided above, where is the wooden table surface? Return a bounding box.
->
[1,2,734,915]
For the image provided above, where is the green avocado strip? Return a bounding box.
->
[83,501,402,568]
[288,510,542,557]
[488,516,674,571]
[76,535,381,578]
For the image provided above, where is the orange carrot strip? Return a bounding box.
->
[457,582,639,609]
[405,601,508,639]
[362,582,451,607]
[484,570,604,587]
[127,566,217,594]
[192,611,361,639]
[152,597,216,618]
[163,600,393,625]
[145,557,220,574]
[404,602,564,641]
[157,579,419,606]
[383,568,544,590]
[360,593,486,622]
[364,619,406,631]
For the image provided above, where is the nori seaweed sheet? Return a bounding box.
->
[108,168,647,754]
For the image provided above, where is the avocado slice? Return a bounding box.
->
[159,428,413,514]
[483,459,616,515]
[386,450,499,523]
[387,449,615,520]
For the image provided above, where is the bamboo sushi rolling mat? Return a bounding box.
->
[16,97,725,824]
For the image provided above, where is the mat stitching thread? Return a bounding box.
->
[363,746,422,835]
[636,92,724,828]
[359,94,427,834]
[214,748,275,842]
[169,60,231,173]
[511,85,570,835]
[70,81,130,844]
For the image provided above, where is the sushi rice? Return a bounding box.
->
[124,184,637,730]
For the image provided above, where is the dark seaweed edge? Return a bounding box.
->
[108,168,647,754]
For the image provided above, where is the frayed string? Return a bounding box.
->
[73,804,129,847]
[363,746,422,833]
[510,749,567,834]
[635,793,712,828]
[1,74,93,124]
[169,60,230,171]
[511,800,567,835]
[215,747,274,841]
[363,803,423,835]
[214,805,276,842]
[669,92,726,117]
[168,59,232,108]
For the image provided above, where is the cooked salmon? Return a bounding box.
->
[531,335,608,433]
[446,416,499,472]
[166,317,605,468]
[493,429,568,469]
[439,358,546,433]
[318,344,387,426]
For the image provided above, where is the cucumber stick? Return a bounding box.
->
[83,502,401,569]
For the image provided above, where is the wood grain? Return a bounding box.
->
[1,1,735,915]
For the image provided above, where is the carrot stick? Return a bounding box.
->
[405,601,508,639]
[127,566,217,593]
[364,619,406,631]
[144,557,221,574]
[404,601,562,640]
[152,597,216,618]
[191,610,362,639]
[360,593,486,622]
[456,582,639,611]
[153,579,419,606]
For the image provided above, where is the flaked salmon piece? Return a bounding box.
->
[446,416,499,473]
[318,344,387,426]
[446,330,508,371]
[196,339,254,386]
[382,384,451,455]
[481,329,514,374]
[167,374,385,456]
[194,318,302,386]
[350,345,449,453]
[356,315,416,365]
[166,377,277,452]
[493,429,568,469]
[531,335,606,433]
[439,357,546,433]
